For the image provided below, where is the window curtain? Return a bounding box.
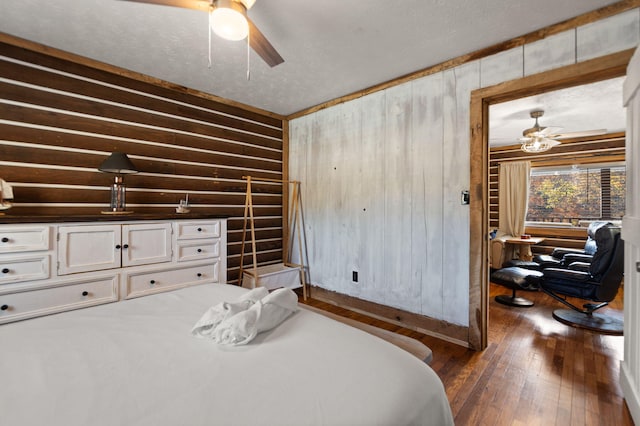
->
[498,161,531,260]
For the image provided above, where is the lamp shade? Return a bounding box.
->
[98,152,138,174]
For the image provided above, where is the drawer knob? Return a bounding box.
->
[1,237,8,243]
[115,244,122,249]
[197,228,203,232]
[150,280,156,285]
[0,304,8,311]
[82,291,89,297]
[197,273,202,277]
[123,244,129,249]
[1,268,9,274]
[197,248,202,253]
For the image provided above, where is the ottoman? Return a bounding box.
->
[490,266,543,307]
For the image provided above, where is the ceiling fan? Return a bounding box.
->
[121,0,284,67]
[519,110,607,153]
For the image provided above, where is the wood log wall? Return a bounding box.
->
[0,36,286,283]
[489,132,625,254]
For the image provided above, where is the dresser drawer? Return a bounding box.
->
[0,275,119,324]
[124,261,219,299]
[0,226,50,253]
[0,255,49,285]
[175,221,221,240]
[176,239,220,262]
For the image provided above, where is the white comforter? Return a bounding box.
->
[0,284,453,426]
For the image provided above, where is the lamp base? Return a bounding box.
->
[101,211,134,215]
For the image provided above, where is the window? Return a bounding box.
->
[527,163,625,225]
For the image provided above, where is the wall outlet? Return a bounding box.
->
[352,271,358,282]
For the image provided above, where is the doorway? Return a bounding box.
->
[467,48,635,350]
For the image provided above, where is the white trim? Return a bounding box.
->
[621,362,640,424]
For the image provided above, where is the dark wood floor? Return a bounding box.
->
[301,284,633,425]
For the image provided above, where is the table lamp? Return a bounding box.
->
[98,152,138,214]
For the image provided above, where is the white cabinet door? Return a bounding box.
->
[58,225,121,275]
[122,223,172,267]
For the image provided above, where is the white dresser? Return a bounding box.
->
[0,218,227,324]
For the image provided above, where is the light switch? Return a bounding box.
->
[461,190,470,205]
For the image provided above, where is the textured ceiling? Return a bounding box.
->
[489,76,626,147]
[0,0,623,116]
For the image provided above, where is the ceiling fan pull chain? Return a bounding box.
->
[246,30,251,81]
[208,11,213,68]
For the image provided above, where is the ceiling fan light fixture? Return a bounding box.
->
[520,137,561,153]
[211,0,249,41]
[519,109,563,153]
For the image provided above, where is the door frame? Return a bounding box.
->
[467,49,635,350]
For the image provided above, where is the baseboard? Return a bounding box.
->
[620,361,640,424]
[309,285,469,348]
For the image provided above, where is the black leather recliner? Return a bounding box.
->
[532,224,624,334]
[533,221,612,269]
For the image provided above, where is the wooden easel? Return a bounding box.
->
[238,176,309,300]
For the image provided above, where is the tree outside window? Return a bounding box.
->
[527,164,625,225]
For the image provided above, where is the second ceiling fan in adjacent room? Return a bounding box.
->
[519,110,606,153]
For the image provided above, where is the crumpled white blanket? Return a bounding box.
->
[191,287,299,345]
[191,287,269,338]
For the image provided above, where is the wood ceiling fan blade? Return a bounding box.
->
[538,126,563,136]
[240,0,256,10]
[553,129,608,139]
[247,17,284,67]
[119,0,210,12]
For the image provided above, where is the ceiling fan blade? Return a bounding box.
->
[519,135,562,143]
[247,17,284,67]
[538,126,563,136]
[553,129,608,139]
[240,0,256,9]
[119,0,210,12]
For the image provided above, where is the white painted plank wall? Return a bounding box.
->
[412,73,445,319]
[524,30,575,76]
[384,83,418,312]
[338,101,362,299]
[289,9,640,327]
[578,9,640,62]
[442,61,479,325]
[357,93,387,303]
[310,108,340,290]
[480,46,523,88]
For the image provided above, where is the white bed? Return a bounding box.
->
[0,283,453,426]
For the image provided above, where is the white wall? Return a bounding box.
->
[289,9,640,327]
